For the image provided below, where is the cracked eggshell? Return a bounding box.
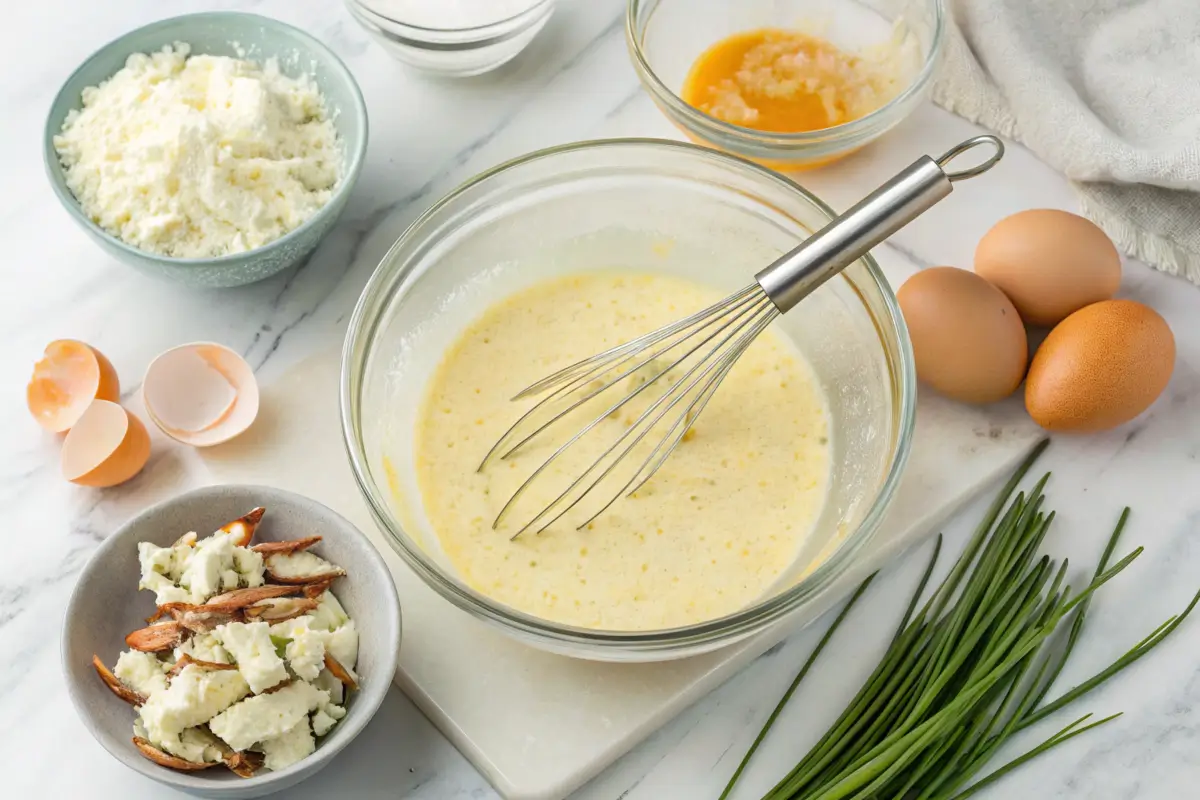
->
[27,339,121,433]
[143,343,259,447]
[61,400,150,487]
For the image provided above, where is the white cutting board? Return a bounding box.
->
[200,251,1043,800]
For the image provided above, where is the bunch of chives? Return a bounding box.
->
[722,440,1200,800]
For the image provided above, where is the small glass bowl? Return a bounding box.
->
[344,0,556,76]
[627,0,944,170]
[341,139,915,662]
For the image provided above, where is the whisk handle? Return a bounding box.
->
[755,135,1005,314]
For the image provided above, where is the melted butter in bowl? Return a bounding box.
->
[412,272,830,631]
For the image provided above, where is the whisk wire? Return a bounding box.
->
[510,285,764,399]
[500,290,778,536]
[483,287,772,468]
[575,303,780,531]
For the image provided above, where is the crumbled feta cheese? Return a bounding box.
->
[213,621,288,694]
[208,681,328,751]
[259,718,316,771]
[113,650,170,698]
[179,532,237,599]
[52,43,341,259]
[270,616,326,682]
[137,541,192,604]
[325,620,359,672]
[308,590,349,632]
[311,701,346,738]
[139,665,249,758]
[233,548,266,588]
[266,550,341,580]
[312,668,344,706]
[138,531,267,605]
[177,726,226,764]
[174,633,230,665]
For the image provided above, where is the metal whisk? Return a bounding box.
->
[481,136,1005,537]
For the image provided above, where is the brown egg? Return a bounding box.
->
[61,400,151,487]
[1026,299,1174,432]
[975,209,1121,326]
[898,267,1028,404]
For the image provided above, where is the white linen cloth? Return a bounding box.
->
[932,0,1200,282]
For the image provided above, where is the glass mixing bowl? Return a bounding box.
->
[627,0,944,170]
[341,139,915,661]
[344,0,556,77]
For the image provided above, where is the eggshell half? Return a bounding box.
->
[27,340,120,433]
[61,400,151,487]
[143,343,259,447]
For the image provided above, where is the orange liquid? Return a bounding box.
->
[682,29,882,134]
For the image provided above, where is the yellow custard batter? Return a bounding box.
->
[414,272,830,631]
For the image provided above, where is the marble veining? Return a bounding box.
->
[5,0,1200,798]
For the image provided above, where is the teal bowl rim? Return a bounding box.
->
[43,11,369,268]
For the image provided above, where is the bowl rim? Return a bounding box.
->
[42,11,369,268]
[60,483,401,793]
[624,0,945,153]
[340,137,916,654]
[344,0,555,36]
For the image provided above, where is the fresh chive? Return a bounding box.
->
[718,575,875,800]
[720,440,1199,800]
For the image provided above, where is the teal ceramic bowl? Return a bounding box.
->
[44,13,368,289]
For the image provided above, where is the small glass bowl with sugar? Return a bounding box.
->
[345,0,556,76]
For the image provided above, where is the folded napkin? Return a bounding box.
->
[933,0,1200,283]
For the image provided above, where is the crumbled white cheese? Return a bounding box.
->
[269,616,327,682]
[179,531,237,599]
[311,700,346,738]
[114,650,170,698]
[138,531,266,604]
[173,633,231,665]
[137,541,193,605]
[308,590,349,632]
[208,680,328,751]
[259,718,316,771]
[53,42,341,258]
[213,621,288,694]
[233,548,266,587]
[138,665,249,759]
[312,668,344,706]
[325,620,359,672]
[266,550,342,580]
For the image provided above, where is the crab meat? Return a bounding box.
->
[263,550,346,585]
[167,653,238,678]
[92,654,146,706]
[302,579,335,599]
[156,602,240,634]
[126,621,186,652]
[224,749,264,778]
[250,536,322,555]
[244,597,319,623]
[323,652,358,691]
[220,507,265,547]
[204,584,302,609]
[132,737,218,772]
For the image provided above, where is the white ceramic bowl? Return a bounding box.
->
[62,485,402,799]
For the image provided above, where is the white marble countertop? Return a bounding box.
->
[5,1,1200,797]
